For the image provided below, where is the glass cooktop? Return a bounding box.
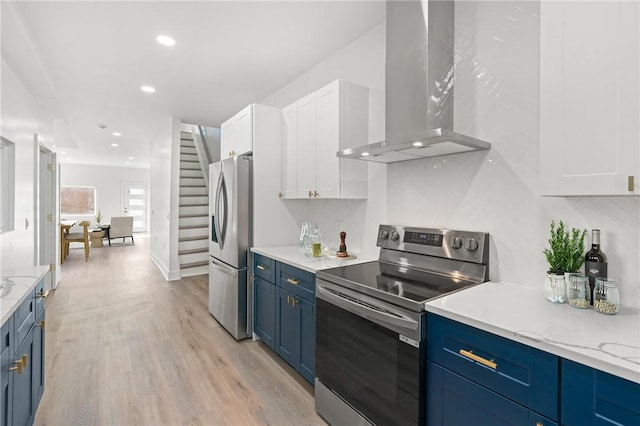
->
[317,260,478,312]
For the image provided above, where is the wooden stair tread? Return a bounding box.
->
[180,203,208,207]
[179,235,208,242]
[179,248,208,255]
[179,224,208,230]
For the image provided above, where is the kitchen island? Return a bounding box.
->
[1,265,48,426]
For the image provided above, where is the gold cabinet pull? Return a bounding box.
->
[308,190,313,198]
[314,191,319,198]
[286,278,300,286]
[22,354,28,368]
[628,176,635,192]
[256,264,267,271]
[36,320,46,330]
[459,349,497,369]
[536,422,544,426]
[291,298,298,307]
[9,359,23,374]
[287,295,291,304]
[37,291,48,299]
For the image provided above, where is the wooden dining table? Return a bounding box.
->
[60,220,76,264]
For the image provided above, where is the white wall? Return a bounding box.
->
[0,59,54,270]
[261,2,639,307]
[149,117,182,280]
[60,164,150,230]
[260,21,388,257]
[387,1,639,307]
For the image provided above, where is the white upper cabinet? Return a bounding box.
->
[281,79,369,199]
[221,104,253,158]
[539,0,639,196]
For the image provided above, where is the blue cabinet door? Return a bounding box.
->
[277,288,300,367]
[561,359,640,426]
[299,298,315,384]
[1,318,12,426]
[12,329,34,426]
[427,361,558,426]
[32,309,45,410]
[253,276,276,349]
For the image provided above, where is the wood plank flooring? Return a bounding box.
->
[34,237,325,426]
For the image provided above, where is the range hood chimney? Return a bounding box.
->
[338,0,490,163]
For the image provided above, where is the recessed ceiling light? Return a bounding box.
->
[412,141,424,147]
[156,35,176,46]
[112,132,122,137]
[128,156,134,160]
[361,152,370,157]
[140,85,156,93]
[111,143,120,147]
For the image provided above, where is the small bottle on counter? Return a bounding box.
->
[585,229,607,305]
[311,225,322,257]
[594,278,619,315]
[566,273,590,309]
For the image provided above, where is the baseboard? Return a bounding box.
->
[149,251,181,281]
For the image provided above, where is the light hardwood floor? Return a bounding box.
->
[35,236,325,426]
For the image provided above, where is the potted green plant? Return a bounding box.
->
[95,209,103,227]
[543,220,586,303]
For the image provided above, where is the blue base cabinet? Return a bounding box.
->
[427,313,559,426]
[0,279,46,426]
[561,359,640,426]
[253,253,316,384]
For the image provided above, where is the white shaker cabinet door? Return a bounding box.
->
[220,119,235,159]
[295,93,317,199]
[540,0,639,196]
[233,105,253,157]
[315,80,341,199]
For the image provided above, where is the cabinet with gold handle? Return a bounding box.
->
[459,349,498,370]
[9,359,24,375]
[35,320,46,330]
[286,278,300,286]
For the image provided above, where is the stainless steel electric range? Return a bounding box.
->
[314,225,490,426]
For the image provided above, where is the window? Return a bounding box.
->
[0,137,15,233]
[60,186,96,215]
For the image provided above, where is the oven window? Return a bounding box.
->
[316,299,424,426]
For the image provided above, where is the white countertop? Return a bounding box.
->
[1,266,48,325]
[250,246,374,273]
[425,281,640,384]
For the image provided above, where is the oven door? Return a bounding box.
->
[315,279,426,426]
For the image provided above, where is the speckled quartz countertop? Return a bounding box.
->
[425,281,640,384]
[250,246,374,273]
[1,266,48,325]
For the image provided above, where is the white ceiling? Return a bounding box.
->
[3,1,385,168]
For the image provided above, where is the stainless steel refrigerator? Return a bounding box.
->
[209,155,251,340]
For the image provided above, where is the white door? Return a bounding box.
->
[37,143,57,290]
[121,183,148,233]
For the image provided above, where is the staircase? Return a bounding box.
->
[178,131,209,277]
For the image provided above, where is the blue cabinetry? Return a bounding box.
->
[0,279,46,426]
[561,359,640,426]
[252,253,316,384]
[427,313,559,426]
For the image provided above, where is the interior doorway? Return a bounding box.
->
[36,140,58,290]
[121,183,148,233]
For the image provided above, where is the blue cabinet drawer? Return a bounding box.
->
[253,253,275,283]
[427,361,558,426]
[427,314,559,421]
[1,317,12,358]
[13,297,35,354]
[278,263,315,303]
[561,359,640,426]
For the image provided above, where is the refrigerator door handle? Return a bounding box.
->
[214,170,227,249]
[210,257,238,277]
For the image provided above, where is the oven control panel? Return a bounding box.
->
[377,225,489,264]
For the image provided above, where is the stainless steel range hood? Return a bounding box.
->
[338,0,490,164]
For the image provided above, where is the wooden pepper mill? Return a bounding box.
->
[336,231,348,258]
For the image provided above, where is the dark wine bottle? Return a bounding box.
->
[584,229,607,305]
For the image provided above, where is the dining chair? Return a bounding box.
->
[63,220,91,262]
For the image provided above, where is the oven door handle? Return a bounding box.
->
[316,284,419,332]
